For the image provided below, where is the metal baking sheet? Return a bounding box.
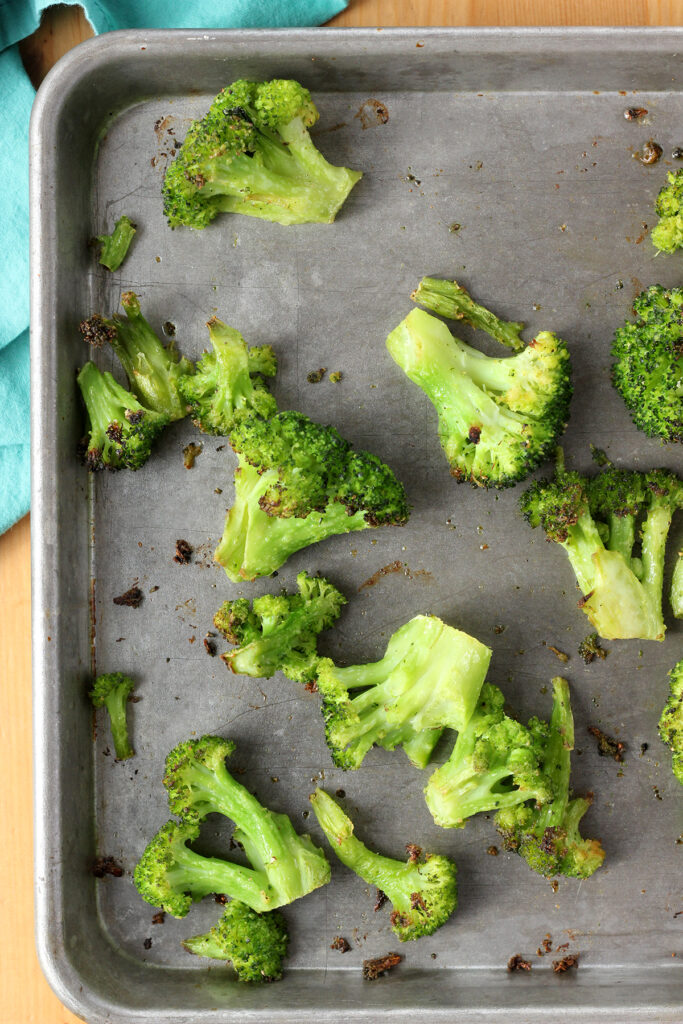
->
[31,28,682,1024]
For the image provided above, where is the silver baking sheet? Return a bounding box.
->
[31,28,682,1024]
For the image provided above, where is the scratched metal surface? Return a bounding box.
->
[31,29,682,1024]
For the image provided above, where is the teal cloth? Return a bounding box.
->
[0,0,347,534]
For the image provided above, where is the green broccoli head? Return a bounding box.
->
[134,819,225,918]
[214,411,409,581]
[386,299,571,488]
[163,735,237,822]
[658,658,683,784]
[318,615,492,771]
[182,901,288,982]
[651,169,683,254]
[424,683,553,828]
[495,678,605,879]
[177,318,277,435]
[81,292,193,421]
[309,789,457,942]
[214,571,346,684]
[611,285,683,444]
[162,78,361,229]
[89,671,136,759]
[77,362,169,471]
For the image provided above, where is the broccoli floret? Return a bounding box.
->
[424,683,553,828]
[162,79,362,229]
[611,285,683,443]
[495,678,605,879]
[658,658,683,784]
[96,214,136,272]
[318,615,491,771]
[80,292,193,420]
[89,672,136,759]
[178,318,277,435]
[155,736,330,908]
[386,280,571,487]
[651,169,683,254]
[214,411,409,581]
[578,633,607,664]
[77,362,169,471]
[214,571,346,684]
[521,453,682,640]
[182,901,288,982]
[309,789,457,941]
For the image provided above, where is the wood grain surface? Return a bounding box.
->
[3,2,677,1022]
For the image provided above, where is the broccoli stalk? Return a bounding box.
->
[77,362,169,471]
[424,683,553,828]
[80,292,193,420]
[182,901,288,982]
[651,169,683,254]
[673,554,683,619]
[134,739,331,919]
[178,318,277,435]
[386,281,571,487]
[318,615,492,771]
[495,677,605,878]
[658,658,683,784]
[96,214,136,272]
[214,571,346,684]
[214,411,409,581]
[309,789,457,941]
[412,276,525,351]
[521,454,682,641]
[162,79,362,229]
[89,672,136,759]
[611,285,682,443]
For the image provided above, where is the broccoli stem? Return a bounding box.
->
[606,514,636,564]
[640,504,673,613]
[401,728,444,770]
[97,215,136,272]
[672,554,683,618]
[559,515,606,595]
[165,842,274,908]
[412,277,525,351]
[77,362,132,448]
[102,686,134,760]
[534,678,572,830]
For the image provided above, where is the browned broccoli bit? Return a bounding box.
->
[362,952,402,980]
[330,936,351,953]
[507,954,532,972]
[552,954,579,973]
[588,726,625,763]
[578,633,607,664]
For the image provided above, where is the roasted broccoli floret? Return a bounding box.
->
[386,279,572,487]
[137,735,330,915]
[183,901,288,982]
[424,683,553,828]
[80,292,193,420]
[496,677,605,879]
[77,362,168,471]
[214,571,346,685]
[611,285,683,443]
[96,214,136,272]
[178,318,277,435]
[651,169,683,254]
[162,78,362,229]
[522,455,682,640]
[214,411,409,581]
[578,633,607,664]
[310,789,457,941]
[89,672,136,759]
[318,615,491,771]
[658,658,683,784]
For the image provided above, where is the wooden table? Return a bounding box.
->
[3,1,676,1020]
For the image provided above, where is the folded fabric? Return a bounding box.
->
[0,0,347,534]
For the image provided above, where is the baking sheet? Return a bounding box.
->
[31,28,682,1024]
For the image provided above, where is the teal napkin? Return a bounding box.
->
[0,0,347,534]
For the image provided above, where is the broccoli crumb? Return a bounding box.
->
[143,937,152,950]
[362,952,401,980]
[203,637,217,656]
[552,954,579,973]
[588,726,625,762]
[624,107,648,120]
[537,935,553,955]
[579,633,607,664]
[507,954,532,972]
[152,912,165,924]
[173,539,193,564]
[374,888,388,912]
[330,936,351,953]
[547,644,569,663]
[589,444,610,467]
[487,845,499,856]
[307,368,327,384]
[640,139,663,165]
[329,371,343,383]
[405,843,422,863]
[113,586,143,608]
[183,442,202,469]
[92,856,124,878]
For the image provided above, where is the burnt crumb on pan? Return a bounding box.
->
[673,147,683,160]
[174,539,193,564]
[588,726,625,762]
[80,314,116,347]
[507,954,532,972]
[162,320,176,337]
[214,893,228,904]
[546,643,569,663]
[624,107,648,120]
[640,742,649,756]
[113,586,143,608]
[143,938,152,950]
[91,856,123,878]
[330,936,351,953]
[552,954,579,973]
[362,952,401,980]
[487,845,499,856]
[152,912,165,925]
[355,98,389,129]
[204,637,217,656]
[405,843,422,863]
[358,560,407,591]
[639,139,663,165]
[335,789,346,798]
[374,888,388,912]
[537,935,552,955]
[183,442,202,469]
[306,367,326,384]
[303,680,318,693]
